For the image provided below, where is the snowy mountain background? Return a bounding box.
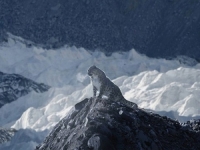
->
[1,0,200,149]
[0,36,200,149]
[1,0,200,59]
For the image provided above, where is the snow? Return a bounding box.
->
[119,110,123,115]
[122,68,200,118]
[0,36,200,149]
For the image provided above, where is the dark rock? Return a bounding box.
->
[0,71,50,108]
[36,97,200,150]
[1,0,200,59]
[0,127,16,144]
[0,128,48,150]
[181,119,200,132]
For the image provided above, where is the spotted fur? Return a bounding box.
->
[88,65,137,109]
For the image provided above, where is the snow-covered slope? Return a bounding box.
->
[1,0,200,59]
[0,37,200,149]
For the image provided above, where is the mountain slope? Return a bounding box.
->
[36,98,200,150]
[0,71,50,107]
[1,0,200,59]
[0,128,16,144]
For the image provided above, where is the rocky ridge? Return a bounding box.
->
[0,71,50,108]
[36,97,200,150]
[0,128,16,144]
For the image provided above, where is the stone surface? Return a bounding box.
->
[0,71,50,108]
[36,97,200,150]
[0,128,16,144]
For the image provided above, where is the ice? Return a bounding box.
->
[0,36,200,149]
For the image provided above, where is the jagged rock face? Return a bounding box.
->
[181,119,200,132]
[0,71,50,108]
[1,0,200,59]
[0,128,16,144]
[36,98,200,150]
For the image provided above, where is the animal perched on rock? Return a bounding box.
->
[87,65,137,109]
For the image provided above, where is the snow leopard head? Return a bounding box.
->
[87,66,105,77]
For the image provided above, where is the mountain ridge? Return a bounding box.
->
[0,71,50,108]
[36,97,200,150]
[1,0,200,59]
[0,128,16,144]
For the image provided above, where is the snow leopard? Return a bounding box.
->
[88,65,138,109]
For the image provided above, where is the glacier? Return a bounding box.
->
[0,37,200,149]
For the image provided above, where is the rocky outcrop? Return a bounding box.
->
[181,119,200,132]
[0,71,50,108]
[36,97,200,150]
[1,0,200,59]
[0,129,49,150]
[0,128,16,144]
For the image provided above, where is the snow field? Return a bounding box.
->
[120,68,200,119]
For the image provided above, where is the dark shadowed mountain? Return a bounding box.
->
[36,98,200,150]
[0,71,50,108]
[0,129,49,150]
[0,0,200,59]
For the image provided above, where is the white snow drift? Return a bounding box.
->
[0,36,200,149]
